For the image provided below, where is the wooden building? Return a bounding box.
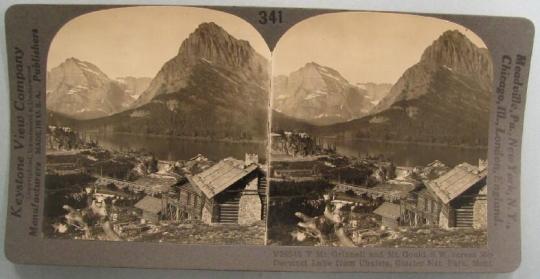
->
[374,202,401,228]
[400,162,487,229]
[133,173,181,196]
[425,162,487,229]
[134,196,164,224]
[169,156,267,225]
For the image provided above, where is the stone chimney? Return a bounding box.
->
[245,153,259,167]
[478,159,488,172]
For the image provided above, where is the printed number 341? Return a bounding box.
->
[258,10,283,24]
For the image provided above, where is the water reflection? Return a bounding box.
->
[88,132,267,162]
[328,139,487,167]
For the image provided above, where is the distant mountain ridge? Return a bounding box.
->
[373,30,492,113]
[46,58,136,120]
[133,22,269,107]
[272,62,377,126]
[115,76,152,100]
[76,22,270,141]
[355,82,393,106]
[319,30,493,146]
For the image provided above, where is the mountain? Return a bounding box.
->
[271,110,315,133]
[272,62,374,126]
[46,58,135,119]
[115,77,152,100]
[373,30,492,113]
[80,22,270,141]
[355,82,393,106]
[133,22,269,107]
[319,30,493,146]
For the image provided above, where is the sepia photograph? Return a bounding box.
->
[44,7,493,249]
[268,12,492,247]
[44,6,270,245]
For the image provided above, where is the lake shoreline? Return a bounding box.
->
[324,137,488,150]
[83,131,267,144]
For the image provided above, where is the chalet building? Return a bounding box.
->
[95,173,181,196]
[168,154,267,225]
[135,196,165,224]
[401,161,487,229]
[425,162,487,229]
[374,202,401,228]
[133,173,180,196]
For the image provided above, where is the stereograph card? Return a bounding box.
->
[3,4,534,272]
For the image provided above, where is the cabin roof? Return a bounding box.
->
[134,196,162,214]
[95,187,133,198]
[332,192,369,203]
[425,163,487,204]
[374,202,401,219]
[189,158,258,199]
[134,173,179,194]
[178,179,203,196]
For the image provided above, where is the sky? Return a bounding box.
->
[273,12,487,84]
[47,6,271,79]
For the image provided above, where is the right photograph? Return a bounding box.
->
[268,12,492,247]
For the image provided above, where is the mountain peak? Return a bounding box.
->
[274,63,374,125]
[174,22,260,67]
[47,58,134,119]
[305,61,321,68]
[419,29,492,85]
[56,57,109,80]
[440,29,467,40]
[65,57,81,63]
[194,22,225,34]
[133,22,269,107]
[373,29,492,113]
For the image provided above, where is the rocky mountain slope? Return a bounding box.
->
[47,58,135,119]
[133,22,269,108]
[320,30,493,146]
[373,30,492,113]
[80,22,270,141]
[115,76,152,100]
[355,82,393,106]
[272,62,374,126]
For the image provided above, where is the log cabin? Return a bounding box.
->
[134,196,164,224]
[400,161,488,229]
[374,202,401,228]
[170,155,267,225]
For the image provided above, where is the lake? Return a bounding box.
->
[326,139,487,168]
[87,132,267,162]
[86,133,485,167]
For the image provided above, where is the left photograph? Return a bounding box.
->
[44,6,270,245]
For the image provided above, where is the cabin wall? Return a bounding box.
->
[215,186,243,224]
[448,182,487,228]
[438,205,453,229]
[381,217,398,228]
[176,188,205,221]
[213,171,266,224]
[201,199,216,224]
[142,211,159,224]
[473,185,488,229]
[238,176,262,225]
[412,192,442,226]
[452,197,475,228]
